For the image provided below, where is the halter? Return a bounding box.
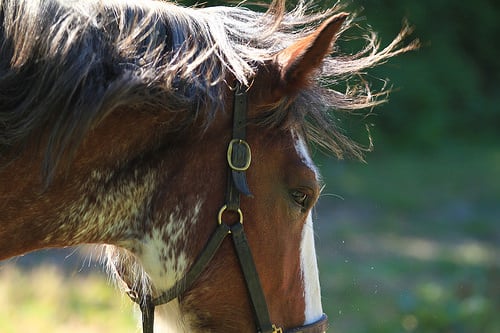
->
[127,85,329,333]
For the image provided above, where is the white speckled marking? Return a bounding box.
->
[61,166,202,331]
[54,167,158,244]
[140,201,202,291]
[136,201,202,332]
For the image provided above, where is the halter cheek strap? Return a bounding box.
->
[126,85,329,333]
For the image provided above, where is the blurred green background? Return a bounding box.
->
[1,0,499,332]
[315,0,500,332]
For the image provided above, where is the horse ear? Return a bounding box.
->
[275,12,348,95]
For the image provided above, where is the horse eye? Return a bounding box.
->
[291,190,308,207]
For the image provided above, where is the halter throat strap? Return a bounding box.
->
[127,85,328,333]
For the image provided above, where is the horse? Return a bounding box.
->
[0,0,418,331]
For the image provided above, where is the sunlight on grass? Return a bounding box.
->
[359,234,499,266]
[0,264,137,333]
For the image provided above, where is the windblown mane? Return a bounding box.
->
[0,0,417,178]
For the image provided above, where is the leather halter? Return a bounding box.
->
[126,85,329,333]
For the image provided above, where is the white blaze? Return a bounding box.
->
[293,130,324,323]
[300,213,323,323]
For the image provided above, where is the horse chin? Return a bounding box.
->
[154,300,197,333]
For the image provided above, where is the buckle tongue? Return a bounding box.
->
[272,325,283,333]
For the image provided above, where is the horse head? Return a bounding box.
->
[0,0,417,331]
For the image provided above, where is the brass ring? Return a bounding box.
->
[217,205,243,225]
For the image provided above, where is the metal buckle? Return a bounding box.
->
[227,139,251,171]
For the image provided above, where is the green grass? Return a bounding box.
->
[0,145,498,332]
[0,264,136,333]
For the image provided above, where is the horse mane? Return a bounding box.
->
[0,0,418,179]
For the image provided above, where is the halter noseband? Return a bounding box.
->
[127,85,329,333]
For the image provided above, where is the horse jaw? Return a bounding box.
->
[140,200,203,291]
[104,200,205,332]
[140,200,205,332]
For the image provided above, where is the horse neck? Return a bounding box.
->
[0,105,229,260]
[0,107,166,258]
[0,149,74,257]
